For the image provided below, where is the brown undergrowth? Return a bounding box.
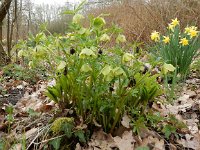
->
[87,0,200,43]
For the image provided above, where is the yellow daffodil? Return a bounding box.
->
[151,31,160,42]
[190,26,197,30]
[163,36,170,44]
[188,29,198,38]
[179,38,189,46]
[184,27,191,33]
[171,18,180,27]
[168,24,175,31]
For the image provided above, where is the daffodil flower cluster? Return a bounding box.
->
[151,18,200,77]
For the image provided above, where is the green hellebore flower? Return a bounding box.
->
[18,50,24,58]
[116,34,126,44]
[28,61,34,68]
[122,53,134,63]
[163,63,176,74]
[79,48,96,59]
[100,34,110,42]
[72,14,84,24]
[80,64,92,73]
[78,28,87,35]
[57,61,66,70]
[101,65,112,76]
[104,73,114,82]
[93,17,106,28]
[113,67,126,77]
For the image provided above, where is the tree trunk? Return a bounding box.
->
[0,0,13,66]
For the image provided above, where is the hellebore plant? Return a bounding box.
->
[151,18,200,80]
[16,2,162,133]
[44,13,162,133]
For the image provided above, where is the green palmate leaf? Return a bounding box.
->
[61,123,74,138]
[49,138,62,150]
[74,130,86,143]
[27,108,40,117]
[162,124,177,139]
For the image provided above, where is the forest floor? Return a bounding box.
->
[0,68,200,150]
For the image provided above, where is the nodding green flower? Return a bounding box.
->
[179,38,189,46]
[80,64,92,72]
[79,48,96,59]
[93,17,106,28]
[72,14,84,24]
[66,32,73,38]
[163,36,170,44]
[100,65,113,82]
[18,50,24,57]
[171,18,180,27]
[57,61,66,70]
[113,67,126,77]
[28,61,34,68]
[100,34,110,42]
[122,53,134,63]
[151,31,160,42]
[101,65,112,76]
[116,34,126,43]
[163,63,176,74]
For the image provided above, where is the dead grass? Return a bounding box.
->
[87,0,200,44]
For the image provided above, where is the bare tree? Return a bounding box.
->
[0,0,13,65]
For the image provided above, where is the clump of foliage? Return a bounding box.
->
[2,63,46,84]
[129,109,187,140]
[44,11,162,134]
[48,117,87,149]
[151,18,200,79]
[17,5,162,134]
